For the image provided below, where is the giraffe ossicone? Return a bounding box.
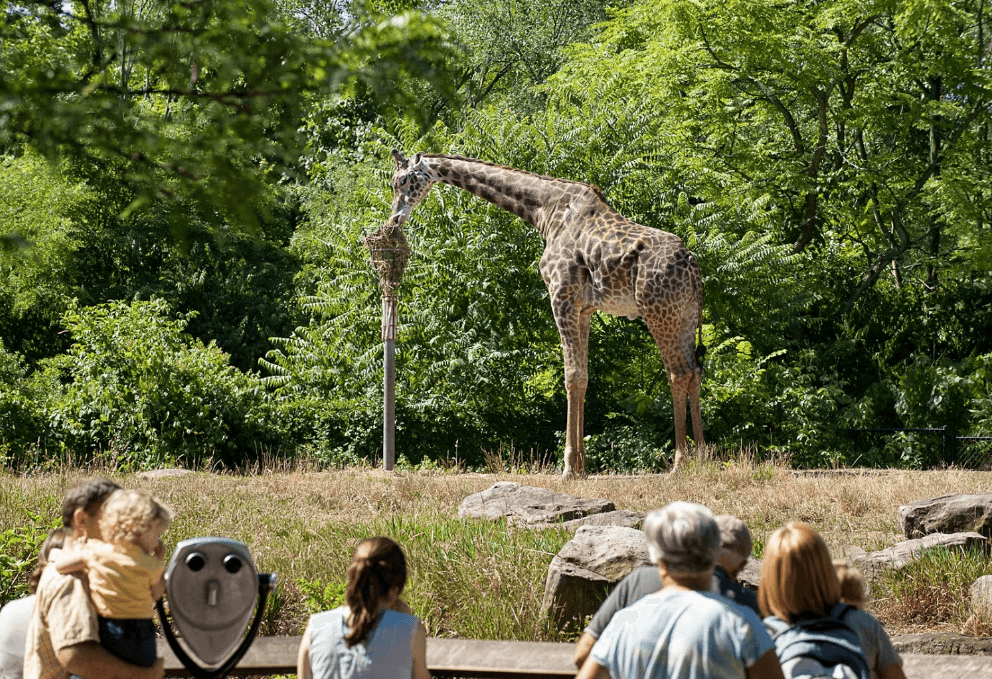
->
[386,150,705,478]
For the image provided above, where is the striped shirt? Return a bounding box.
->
[23,565,99,679]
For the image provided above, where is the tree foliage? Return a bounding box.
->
[0,0,459,224]
[2,0,991,470]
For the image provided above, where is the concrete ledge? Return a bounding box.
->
[159,637,992,678]
[893,632,992,655]
[903,653,992,675]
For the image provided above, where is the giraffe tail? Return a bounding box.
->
[694,324,706,369]
[691,254,705,371]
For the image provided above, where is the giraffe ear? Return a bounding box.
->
[391,149,408,169]
[411,152,423,166]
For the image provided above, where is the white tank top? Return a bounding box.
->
[308,606,417,679]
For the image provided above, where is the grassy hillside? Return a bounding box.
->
[3,459,991,638]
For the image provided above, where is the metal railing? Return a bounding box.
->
[847,427,992,468]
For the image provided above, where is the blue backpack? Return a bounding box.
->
[766,603,871,679]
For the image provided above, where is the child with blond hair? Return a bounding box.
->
[834,559,868,609]
[53,488,173,668]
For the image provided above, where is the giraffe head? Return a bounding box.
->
[387,149,434,226]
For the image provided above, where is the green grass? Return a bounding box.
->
[257,512,573,639]
[4,463,992,639]
[875,545,992,630]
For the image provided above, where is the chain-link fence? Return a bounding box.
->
[847,427,992,469]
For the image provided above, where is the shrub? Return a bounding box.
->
[45,298,278,468]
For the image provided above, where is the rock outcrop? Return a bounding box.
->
[540,525,652,628]
[457,482,614,526]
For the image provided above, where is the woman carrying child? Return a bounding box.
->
[759,522,906,679]
[53,489,173,669]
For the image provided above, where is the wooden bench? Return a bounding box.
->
[158,637,992,678]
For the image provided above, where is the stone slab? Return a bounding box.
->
[893,632,992,655]
[137,468,195,479]
[902,653,992,677]
[529,509,645,531]
[458,482,614,526]
[900,493,992,539]
[849,532,987,573]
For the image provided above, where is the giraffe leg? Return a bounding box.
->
[554,307,590,480]
[575,312,591,475]
[645,309,700,472]
[670,372,690,471]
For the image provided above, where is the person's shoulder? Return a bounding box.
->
[35,564,87,606]
[697,590,766,628]
[310,606,348,629]
[0,593,36,625]
[382,608,420,627]
[617,566,662,596]
[122,541,165,568]
[839,606,885,634]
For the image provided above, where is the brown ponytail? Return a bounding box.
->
[344,537,408,647]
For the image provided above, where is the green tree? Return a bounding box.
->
[0,0,459,227]
[554,0,992,314]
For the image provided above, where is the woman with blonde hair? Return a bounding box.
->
[759,522,905,679]
[297,537,429,679]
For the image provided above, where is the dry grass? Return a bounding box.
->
[3,458,992,639]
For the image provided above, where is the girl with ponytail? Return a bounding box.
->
[297,537,429,679]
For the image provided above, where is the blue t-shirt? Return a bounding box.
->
[590,588,774,679]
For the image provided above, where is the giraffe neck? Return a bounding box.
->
[422,155,579,239]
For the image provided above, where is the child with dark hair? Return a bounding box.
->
[297,537,429,679]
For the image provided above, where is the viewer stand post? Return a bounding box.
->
[363,221,411,471]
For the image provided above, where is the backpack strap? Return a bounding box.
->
[830,603,856,624]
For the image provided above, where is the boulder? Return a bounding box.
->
[738,557,762,592]
[847,532,988,586]
[457,482,614,526]
[540,525,652,628]
[972,575,992,619]
[530,510,645,531]
[900,493,992,539]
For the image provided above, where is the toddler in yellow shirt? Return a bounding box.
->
[54,488,173,668]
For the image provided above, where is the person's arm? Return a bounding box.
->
[411,618,430,679]
[573,632,597,669]
[150,575,166,602]
[575,567,658,669]
[879,661,907,679]
[53,552,87,575]
[57,642,164,679]
[297,622,313,679]
[745,649,785,679]
[575,656,611,679]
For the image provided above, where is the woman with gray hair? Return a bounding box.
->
[576,502,784,679]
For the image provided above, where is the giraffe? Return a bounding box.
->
[386,150,704,477]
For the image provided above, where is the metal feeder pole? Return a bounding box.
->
[363,222,410,472]
[381,293,398,470]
